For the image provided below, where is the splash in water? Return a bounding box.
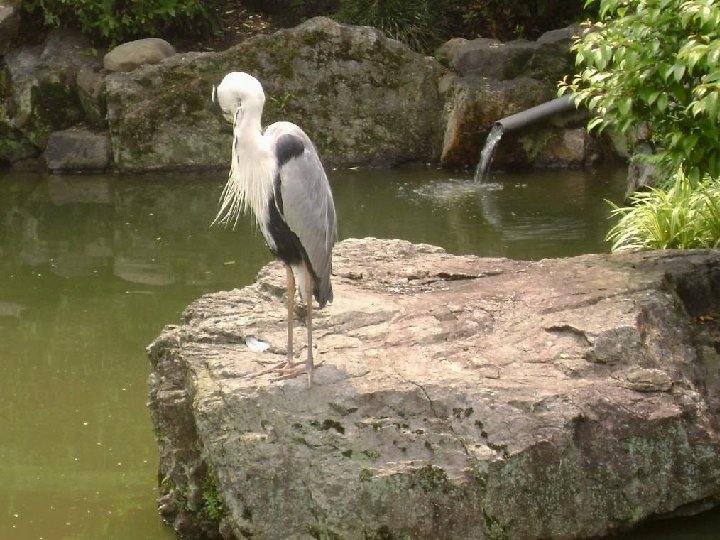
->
[473,123,504,183]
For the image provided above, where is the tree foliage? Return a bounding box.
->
[22,0,591,51]
[561,0,720,182]
[22,0,213,46]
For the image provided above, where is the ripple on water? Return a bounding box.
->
[399,177,504,204]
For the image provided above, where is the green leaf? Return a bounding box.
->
[673,63,687,81]
[618,96,633,115]
[588,116,605,132]
[660,63,675,80]
[573,0,720,184]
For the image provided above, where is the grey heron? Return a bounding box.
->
[212,71,337,385]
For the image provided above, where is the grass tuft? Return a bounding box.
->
[607,169,720,252]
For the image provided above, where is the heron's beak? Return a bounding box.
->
[211,85,220,112]
[211,84,233,133]
[211,85,229,120]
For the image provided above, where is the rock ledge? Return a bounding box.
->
[147,238,720,539]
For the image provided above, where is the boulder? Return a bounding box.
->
[2,29,103,152]
[0,0,20,56]
[439,37,540,80]
[437,25,607,169]
[148,238,720,540]
[105,17,443,171]
[532,127,588,167]
[537,26,582,45]
[103,37,176,72]
[438,27,577,82]
[531,25,582,81]
[626,143,659,196]
[439,76,553,166]
[76,64,107,128]
[44,127,110,172]
[0,123,38,165]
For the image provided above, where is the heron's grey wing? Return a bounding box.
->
[275,133,336,306]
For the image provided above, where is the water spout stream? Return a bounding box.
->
[473,96,576,183]
[473,124,504,183]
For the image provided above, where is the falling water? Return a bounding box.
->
[473,123,505,183]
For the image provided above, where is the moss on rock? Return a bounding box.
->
[106,17,443,171]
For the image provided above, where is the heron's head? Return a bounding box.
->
[211,72,266,125]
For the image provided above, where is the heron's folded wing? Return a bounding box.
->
[275,134,336,304]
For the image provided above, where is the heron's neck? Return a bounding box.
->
[234,105,263,143]
[213,106,275,232]
[231,108,271,175]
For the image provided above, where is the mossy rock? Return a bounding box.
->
[0,122,39,163]
[105,17,444,171]
[2,29,105,161]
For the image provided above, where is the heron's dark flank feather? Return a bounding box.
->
[266,175,304,267]
[267,134,307,267]
[267,169,327,306]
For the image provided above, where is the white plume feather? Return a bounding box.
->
[213,108,276,236]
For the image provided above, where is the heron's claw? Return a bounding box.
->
[240,360,288,379]
[242,359,323,387]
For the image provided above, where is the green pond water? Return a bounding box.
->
[0,167,718,539]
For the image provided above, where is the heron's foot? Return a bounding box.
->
[242,358,323,387]
[272,358,323,387]
[273,363,310,385]
[240,360,288,379]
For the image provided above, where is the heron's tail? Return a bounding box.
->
[314,259,333,308]
[316,280,333,308]
[294,261,333,308]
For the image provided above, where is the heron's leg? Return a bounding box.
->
[286,264,295,366]
[305,264,314,385]
[242,265,319,383]
[239,266,303,380]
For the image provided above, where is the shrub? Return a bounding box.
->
[335,0,447,52]
[606,169,720,251]
[451,0,590,41]
[561,0,720,183]
[242,0,340,25]
[22,0,214,46]
[335,0,589,49]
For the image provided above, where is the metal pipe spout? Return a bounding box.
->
[496,95,575,133]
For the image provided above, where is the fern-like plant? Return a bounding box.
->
[607,169,720,252]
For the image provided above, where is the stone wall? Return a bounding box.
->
[0,15,621,173]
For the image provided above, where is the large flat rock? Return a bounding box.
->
[147,238,720,539]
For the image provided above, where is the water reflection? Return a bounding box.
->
[2,168,628,293]
[1,168,717,539]
[0,172,259,540]
[3,173,269,288]
[333,166,627,259]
